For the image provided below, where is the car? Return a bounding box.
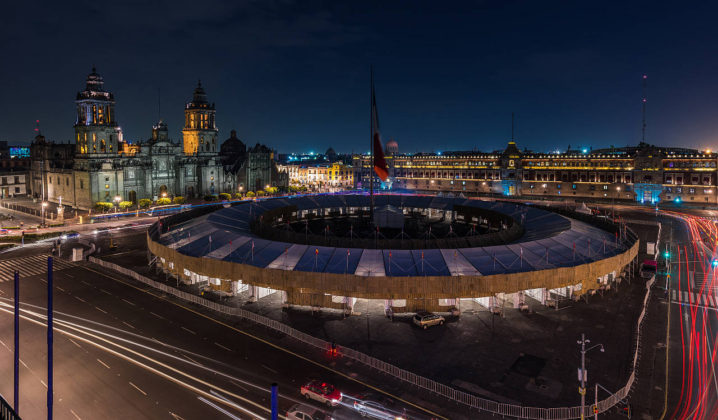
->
[412,311,445,329]
[640,259,657,279]
[353,400,407,420]
[300,380,342,407]
[60,232,80,240]
[286,403,333,420]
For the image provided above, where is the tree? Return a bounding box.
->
[119,201,133,210]
[265,186,278,195]
[156,197,171,205]
[203,194,216,201]
[173,196,186,205]
[256,190,266,197]
[94,202,113,212]
[138,198,152,208]
[245,191,256,198]
[234,192,243,199]
[218,192,231,201]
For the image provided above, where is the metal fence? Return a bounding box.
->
[89,256,653,419]
[0,392,20,420]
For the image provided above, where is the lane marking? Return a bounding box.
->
[57,286,65,292]
[0,339,10,352]
[74,296,86,303]
[19,359,28,369]
[150,311,165,320]
[122,321,135,329]
[68,338,82,349]
[182,353,203,366]
[181,326,196,335]
[70,409,81,420]
[230,379,249,393]
[169,412,186,420]
[94,306,107,314]
[129,381,147,396]
[81,280,91,287]
[214,342,232,352]
[100,289,112,295]
[122,298,135,306]
[97,358,110,369]
[197,396,243,420]
[261,364,277,374]
[40,379,47,388]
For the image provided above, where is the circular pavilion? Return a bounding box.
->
[147,194,638,313]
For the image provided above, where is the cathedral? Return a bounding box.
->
[31,68,286,209]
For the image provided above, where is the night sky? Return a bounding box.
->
[2,1,717,154]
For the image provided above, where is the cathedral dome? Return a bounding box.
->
[385,139,398,154]
[85,66,105,91]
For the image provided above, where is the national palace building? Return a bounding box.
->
[354,140,718,205]
[30,68,286,209]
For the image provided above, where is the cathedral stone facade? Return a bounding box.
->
[31,68,286,209]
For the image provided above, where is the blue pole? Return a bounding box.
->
[47,257,53,420]
[14,270,19,415]
[270,383,278,420]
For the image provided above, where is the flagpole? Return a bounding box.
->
[370,65,375,222]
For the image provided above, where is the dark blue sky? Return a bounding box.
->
[1,1,717,154]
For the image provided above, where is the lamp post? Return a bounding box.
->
[114,195,121,213]
[41,201,48,227]
[578,333,604,420]
[613,186,620,220]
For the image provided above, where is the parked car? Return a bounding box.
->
[412,311,445,329]
[286,403,333,420]
[640,259,657,279]
[300,380,342,407]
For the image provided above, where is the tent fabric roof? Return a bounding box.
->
[162,194,627,277]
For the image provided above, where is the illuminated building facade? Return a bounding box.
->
[279,161,353,192]
[29,68,267,209]
[354,141,718,205]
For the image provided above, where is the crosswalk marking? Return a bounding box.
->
[0,255,75,283]
[672,288,718,310]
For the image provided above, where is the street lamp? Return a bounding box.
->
[41,201,48,227]
[114,195,121,213]
[578,333,604,420]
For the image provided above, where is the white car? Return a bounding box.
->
[300,380,342,407]
[286,403,333,420]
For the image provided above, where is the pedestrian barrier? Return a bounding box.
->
[89,256,654,419]
[0,392,20,420]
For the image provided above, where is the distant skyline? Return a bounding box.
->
[2,1,718,154]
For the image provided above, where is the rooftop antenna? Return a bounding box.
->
[641,74,647,142]
[34,119,41,135]
[511,112,515,141]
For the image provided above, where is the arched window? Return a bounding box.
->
[100,139,106,152]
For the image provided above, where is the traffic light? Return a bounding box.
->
[712,259,718,268]
[664,250,670,259]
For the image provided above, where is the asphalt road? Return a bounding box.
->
[0,246,454,419]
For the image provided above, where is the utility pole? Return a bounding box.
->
[641,74,648,143]
[578,333,604,420]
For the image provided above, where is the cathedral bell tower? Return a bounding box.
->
[74,67,122,155]
[182,81,218,155]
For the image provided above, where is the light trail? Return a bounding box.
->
[0,303,281,420]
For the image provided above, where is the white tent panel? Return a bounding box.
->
[266,244,309,270]
[354,250,386,276]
